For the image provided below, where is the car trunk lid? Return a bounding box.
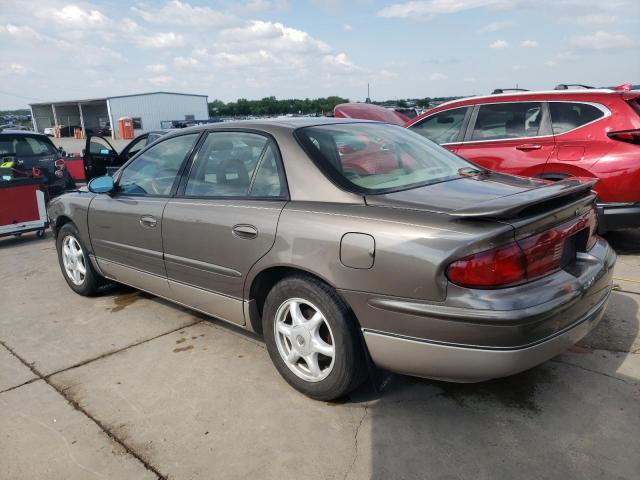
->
[364,171,596,220]
[366,172,599,286]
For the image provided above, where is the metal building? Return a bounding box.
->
[29,91,208,139]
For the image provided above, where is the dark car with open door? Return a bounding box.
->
[83,130,168,181]
[0,129,75,197]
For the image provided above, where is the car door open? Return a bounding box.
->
[161,131,288,326]
[84,135,123,181]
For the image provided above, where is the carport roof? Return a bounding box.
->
[29,91,208,107]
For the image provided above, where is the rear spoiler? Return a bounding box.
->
[450,178,598,219]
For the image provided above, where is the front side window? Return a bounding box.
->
[118,133,198,196]
[549,102,605,134]
[471,102,543,141]
[295,122,473,194]
[409,107,468,144]
[184,131,284,198]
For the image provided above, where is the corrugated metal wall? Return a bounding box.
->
[107,93,208,138]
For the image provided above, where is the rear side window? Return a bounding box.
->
[184,132,284,198]
[471,102,543,141]
[0,136,57,156]
[549,102,606,134]
[409,107,468,144]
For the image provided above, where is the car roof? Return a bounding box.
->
[164,117,378,136]
[434,88,635,110]
[0,130,46,137]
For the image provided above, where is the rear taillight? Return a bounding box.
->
[54,159,66,170]
[446,243,526,288]
[447,207,599,289]
[607,129,640,145]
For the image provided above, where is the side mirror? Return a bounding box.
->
[88,175,114,194]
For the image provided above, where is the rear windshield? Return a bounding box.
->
[295,122,474,194]
[0,135,58,157]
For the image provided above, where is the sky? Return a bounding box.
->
[0,0,638,109]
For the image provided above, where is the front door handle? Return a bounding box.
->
[139,215,157,228]
[516,144,542,151]
[232,224,258,239]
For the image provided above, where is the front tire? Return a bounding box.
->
[56,223,104,296]
[262,275,367,401]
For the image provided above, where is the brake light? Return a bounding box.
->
[517,230,564,278]
[447,208,598,289]
[446,244,526,288]
[54,159,66,170]
[607,129,640,145]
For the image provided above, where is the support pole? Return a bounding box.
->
[78,102,85,138]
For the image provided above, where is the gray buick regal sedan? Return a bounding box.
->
[48,118,616,400]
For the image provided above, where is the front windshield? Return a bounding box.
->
[295,123,475,194]
[0,136,58,157]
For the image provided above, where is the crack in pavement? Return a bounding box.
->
[0,318,209,480]
[550,358,634,385]
[343,406,368,480]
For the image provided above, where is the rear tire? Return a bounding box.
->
[56,223,105,296]
[262,275,367,401]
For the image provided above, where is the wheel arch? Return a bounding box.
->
[246,265,360,335]
[52,215,73,237]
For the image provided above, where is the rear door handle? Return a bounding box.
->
[139,215,157,228]
[232,224,258,239]
[516,144,542,151]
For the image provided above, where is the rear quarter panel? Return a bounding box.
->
[245,202,514,303]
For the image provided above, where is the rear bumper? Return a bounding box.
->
[597,202,640,232]
[362,291,609,382]
[341,237,616,381]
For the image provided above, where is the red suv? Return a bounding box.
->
[337,87,640,231]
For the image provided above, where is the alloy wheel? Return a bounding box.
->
[61,235,86,286]
[274,298,336,382]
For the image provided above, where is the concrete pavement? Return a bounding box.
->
[1,230,639,479]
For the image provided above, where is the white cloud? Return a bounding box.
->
[378,0,520,20]
[37,5,110,29]
[232,0,290,14]
[145,64,167,73]
[132,31,186,48]
[521,39,538,47]
[9,63,29,75]
[147,75,175,85]
[211,50,274,67]
[478,20,512,33]
[217,21,331,54]
[343,23,353,31]
[174,56,203,68]
[545,50,580,67]
[132,0,237,27]
[428,72,448,80]
[323,53,357,72]
[489,39,509,49]
[563,14,618,26]
[569,31,634,50]
[512,64,527,70]
[464,76,477,82]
